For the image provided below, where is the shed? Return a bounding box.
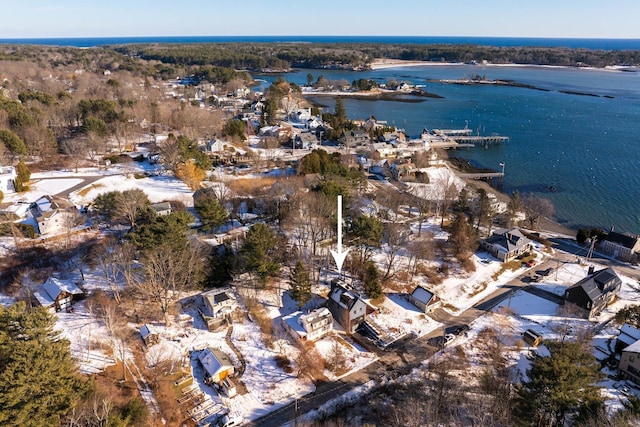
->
[408,285,439,313]
[523,329,543,347]
[140,324,159,346]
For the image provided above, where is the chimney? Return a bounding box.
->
[588,265,595,275]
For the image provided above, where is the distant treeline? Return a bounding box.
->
[1,43,638,77]
[112,43,640,71]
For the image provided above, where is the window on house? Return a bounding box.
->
[631,356,635,363]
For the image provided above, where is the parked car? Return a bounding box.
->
[216,412,243,427]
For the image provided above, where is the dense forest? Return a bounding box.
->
[113,42,640,71]
[1,42,638,77]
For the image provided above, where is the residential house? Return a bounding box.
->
[563,267,622,321]
[371,142,396,158]
[340,130,369,148]
[408,285,439,313]
[207,139,227,153]
[616,323,640,354]
[200,288,237,331]
[327,281,367,333]
[31,195,78,236]
[0,166,16,193]
[619,340,640,385]
[33,277,84,312]
[480,228,533,262]
[295,132,318,149]
[151,202,172,217]
[282,307,333,342]
[599,230,640,262]
[197,347,235,385]
[140,324,160,346]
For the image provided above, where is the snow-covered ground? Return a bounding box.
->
[3,161,640,424]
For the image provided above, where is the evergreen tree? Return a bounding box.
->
[195,195,228,231]
[0,303,90,426]
[0,129,28,157]
[334,98,347,128]
[513,340,603,427]
[241,223,282,285]
[507,190,523,224]
[14,160,31,192]
[362,260,382,299]
[449,211,475,256]
[289,260,311,309]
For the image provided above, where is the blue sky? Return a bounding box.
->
[2,0,640,39]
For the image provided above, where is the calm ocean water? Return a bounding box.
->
[257,65,640,234]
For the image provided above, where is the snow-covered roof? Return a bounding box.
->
[619,323,640,347]
[140,324,158,340]
[198,347,234,377]
[623,339,640,354]
[411,285,435,305]
[34,277,83,307]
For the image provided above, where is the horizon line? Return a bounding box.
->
[1,35,640,41]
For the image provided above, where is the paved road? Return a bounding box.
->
[31,175,107,198]
[249,237,640,426]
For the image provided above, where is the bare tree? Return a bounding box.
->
[60,137,88,172]
[135,243,204,326]
[382,222,410,280]
[522,193,555,229]
[114,189,150,229]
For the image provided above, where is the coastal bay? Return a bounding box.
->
[257,63,640,233]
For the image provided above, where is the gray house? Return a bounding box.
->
[327,281,367,333]
[564,267,622,321]
[599,230,640,262]
[480,228,533,262]
[200,288,237,330]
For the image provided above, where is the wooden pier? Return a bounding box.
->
[459,172,504,179]
[450,135,510,144]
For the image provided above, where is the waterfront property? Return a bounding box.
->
[598,230,640,262]
[563,267,622,321]
[480,228,533,262]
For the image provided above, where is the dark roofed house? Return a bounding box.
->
[599,230,640,262]
[408,285,439,313]
[480,228,533,262]
[564,267,622,321]
[327,281,367,333]
[200,288,237,331]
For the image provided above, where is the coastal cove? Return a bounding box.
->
[256,64,640,233]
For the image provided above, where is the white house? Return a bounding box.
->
[282,307,333,342]
[31,195,78,236]
[0,166,16,193]
[408,285,439,313]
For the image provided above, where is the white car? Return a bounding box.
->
[217,412,243,427]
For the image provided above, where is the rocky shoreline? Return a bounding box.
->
[447,157,576,237]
